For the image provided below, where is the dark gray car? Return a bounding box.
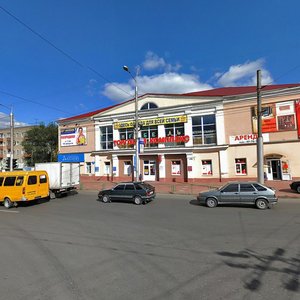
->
[98,182,155,205]
[197,182,278,209]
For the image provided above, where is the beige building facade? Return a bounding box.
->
[58,84,300,182]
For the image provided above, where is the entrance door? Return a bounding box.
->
[143,160,156,181]
[266,159,282,180]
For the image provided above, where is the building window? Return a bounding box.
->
[202,160,212,175]
[104,162,110,175]
[235,158,247,175]
[140,126,158,148]
[100,126,113,149]
[124,161,132,176]
[192,115,216,145]
[140,102,158,110]
[86,162,92,174]
[165,123,185,147]
[119,128,134,149]
[171,161,181,175]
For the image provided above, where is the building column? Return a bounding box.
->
[158,154,166,179]
[184,114,193,147]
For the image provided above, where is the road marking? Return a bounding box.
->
[0,210,19,213]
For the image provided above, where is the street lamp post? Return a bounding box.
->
[123,65,140,182]
[0,104,14,171]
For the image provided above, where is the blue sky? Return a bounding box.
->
[0,0,300,126]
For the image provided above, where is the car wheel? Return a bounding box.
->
[134,196,142,205]
[4,198,13,209]
[102,195,110,203]
[206,197,217,208]
[256,199,268,210]
[297,186,300,194]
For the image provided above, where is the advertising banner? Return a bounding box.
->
[296,100,300,138]
[114,115,187,129]
[60,127,87,146]
[251,101,296,133]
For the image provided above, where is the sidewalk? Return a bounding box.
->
[80,176,300,198]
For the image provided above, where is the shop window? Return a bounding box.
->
[202,160,212,175]
[141,126,158,148]
[119,128,135,149]
[171,161,181,175]
[235,158,247,175]
[124,161,132,176]
[192,115,216,145]
[100,126,113,149]
[165,123,185,147]
[104,162,110,175]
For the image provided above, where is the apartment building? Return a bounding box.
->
[0,125,35,169]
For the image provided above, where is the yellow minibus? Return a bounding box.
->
[0,171,49,208]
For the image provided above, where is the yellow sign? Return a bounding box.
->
[114,115,187,129]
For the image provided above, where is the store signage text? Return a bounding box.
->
[229,133,269,144]
[114,115,187,129]
[114,135,190,146]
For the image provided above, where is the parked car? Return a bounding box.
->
[197,182,278,209]
[290,181,300,194]
[98,182,156,205]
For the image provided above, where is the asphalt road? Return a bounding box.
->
[0,192,299,300]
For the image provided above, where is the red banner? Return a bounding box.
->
[295,100,300,139]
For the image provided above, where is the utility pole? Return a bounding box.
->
[10,109,14,171]
[123,65,140,182]
[256,70,264,184]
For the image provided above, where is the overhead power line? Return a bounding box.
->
[0,5,132,98]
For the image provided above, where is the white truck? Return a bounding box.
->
[35,162,80,198]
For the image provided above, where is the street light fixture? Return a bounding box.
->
[123,65,140,182]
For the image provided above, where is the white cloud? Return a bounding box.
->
[0,112,27,128]
[102,53,274,102]
[142,51,181,72]
[216,59,273,87]
[86,79,98,96]
[103,73,212,102]
[0,112,10,127]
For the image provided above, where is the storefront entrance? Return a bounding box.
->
[143,160,156,181]
[266,159,282,180]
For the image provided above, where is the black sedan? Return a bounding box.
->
[290,181,300,194]
[98,182,156,205]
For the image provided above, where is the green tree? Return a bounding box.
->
[22,123,58,166]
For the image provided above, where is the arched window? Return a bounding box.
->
[140,102,158,110]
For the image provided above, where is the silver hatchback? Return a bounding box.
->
[197,182,278,209]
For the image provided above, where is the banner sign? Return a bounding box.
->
[230,133,270,144]
[114,115,187,130]
[114,135,190,147]
[60,127,87,146]
[57,153,84,162]
[251,101,296,133]
[296,100,300,139]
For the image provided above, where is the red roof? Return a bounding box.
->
[58,102,127,122]
[59,84,300,122]
[182,84,300,97]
